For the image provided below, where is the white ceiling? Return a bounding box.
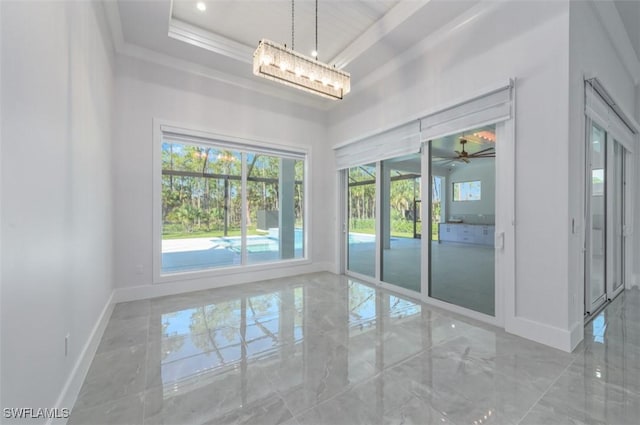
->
[112,1,640,108]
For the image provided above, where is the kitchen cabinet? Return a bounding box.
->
[438,223,495,246]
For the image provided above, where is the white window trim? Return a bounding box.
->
[152,119,311,284]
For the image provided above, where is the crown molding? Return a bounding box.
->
[329,0,431,69]
[590,0,640,85]
[168,18,254,64]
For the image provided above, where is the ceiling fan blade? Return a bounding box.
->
[462,158,470,164]
[454,150,462,155]
[473,147,495,155]
[471,152,496,158]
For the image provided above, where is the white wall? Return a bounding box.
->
[329,1,573,350]
[447,160,496,222]
[635,86,640,287]
[112,55,334,300]
[567,0,639,342]
[1,0,115,420]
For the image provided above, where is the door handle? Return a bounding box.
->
[495,231,505,250]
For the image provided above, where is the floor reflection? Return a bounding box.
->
[153,279,428,399]
[70,274,640,425]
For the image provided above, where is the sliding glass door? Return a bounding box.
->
[380,154,422,292]
[347,164,377,278]
[338,84,513,321]
[585,122,627,316]
[428,127,497,316]
[586,123,607,313]
[343,126,498,316]
[607,138,625,298]
[347,155,423,292]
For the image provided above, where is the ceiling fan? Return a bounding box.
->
[451,138,495,163]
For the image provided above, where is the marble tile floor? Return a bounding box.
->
[69,272,640,425]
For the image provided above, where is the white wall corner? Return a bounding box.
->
[569,320,585,352]
[102,0,125,54]
[505,316,576,353]
[49,291,115,425]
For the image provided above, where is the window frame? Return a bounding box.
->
[153,120,310,284]
[452,180,482,202]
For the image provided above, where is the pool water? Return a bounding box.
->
[348,233,376,244]
[223,230,304,253]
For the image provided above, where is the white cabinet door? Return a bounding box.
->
[459,225,473,243]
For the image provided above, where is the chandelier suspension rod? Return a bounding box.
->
[291,0,295,50]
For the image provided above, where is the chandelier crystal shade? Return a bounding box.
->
[253,39,351,100]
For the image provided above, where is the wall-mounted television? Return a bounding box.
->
[453,180,481,201]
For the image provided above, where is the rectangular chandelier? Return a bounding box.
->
[253,39,351,100]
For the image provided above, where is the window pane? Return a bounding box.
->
[246,154,305,264]
[161,141,242,273]
[588,124,606,306]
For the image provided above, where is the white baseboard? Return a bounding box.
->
[114,261,335,303]
[49,291,115,425]
[505,316,575,353]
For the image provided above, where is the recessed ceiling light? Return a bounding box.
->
[196,2,206,12]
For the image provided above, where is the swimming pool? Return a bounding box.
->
[348,233,376,244]
[222,229,304,253]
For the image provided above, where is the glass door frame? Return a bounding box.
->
[584,121,608,315]
[606,139,625,301]
[584,120,629,318]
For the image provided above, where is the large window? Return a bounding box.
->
[160,134,306,275]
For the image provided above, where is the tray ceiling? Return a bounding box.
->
[171,0,400,63]
[112,1,640,108]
